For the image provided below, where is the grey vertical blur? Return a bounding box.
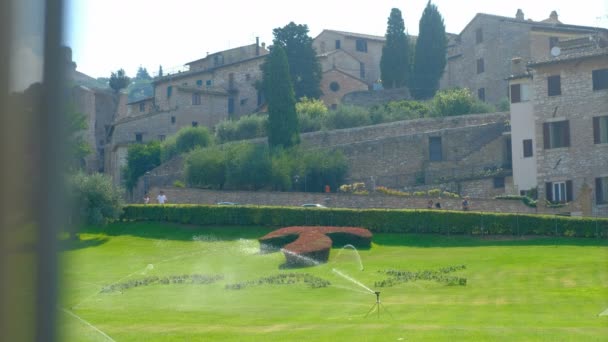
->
[0,0,65,341]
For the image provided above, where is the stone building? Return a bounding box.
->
[508,33,608,215]
[441,10,606,105]
[313,29,385,88]
[105,41,268,184]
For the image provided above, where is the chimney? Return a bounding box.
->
[256,37,260,56]
[516,9,524,20]
[550,10,558,21]
[511,57,525,76]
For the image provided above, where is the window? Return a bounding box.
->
[523,139,533,157]
[135,133,142,143]
[546,180,572,203]
[213,54,224,66]
[549,37,559,49]
[245,73,251,81]
[510,83,530,103]
[356,39,367,52]
[335,40,341,49]
[192,121,198,127]
[596,177,608,204]
[360,62,365,79]
[547,75,561,96]
[476,58,484,74]
[158,135,166,141]
[475,28,483,44]
[593,116,608,144]
[477,88,485,102]
[329,81,340,92]
[171,116,176,124]
[228,97,235,115]
[192,93,201,105]
[543,120,570,149]
[429,136,442,161]
[196,80,203,87]
[330,104,338,110]
[139,102,145,112]
[167,85,172,98]
[228,73,235,89]
[240,98,247,106]
[493,177,505,188]
[206,80,212,87]
[592,69,608,90]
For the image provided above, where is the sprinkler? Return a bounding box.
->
[365,291,393,319]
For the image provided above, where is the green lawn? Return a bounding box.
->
[59,222,608,341]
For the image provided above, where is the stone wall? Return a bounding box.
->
[134,112,511,200]
[342,88,411,107]
[320,69,368,108]
[146,186,536,214]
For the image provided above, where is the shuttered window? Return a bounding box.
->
[543,120,570,149]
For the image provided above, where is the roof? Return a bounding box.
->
[153,54,266,84]
[184,43,267,66]
[528,46,608,67]
[126,96,154,105]
[315,29,385,42]
[459,12,606,36]
[323,67,367,84]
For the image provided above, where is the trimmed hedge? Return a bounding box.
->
[121,205,608,238]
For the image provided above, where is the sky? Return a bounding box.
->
[62,0,608,79]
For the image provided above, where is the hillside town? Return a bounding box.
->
[63,8,608,217]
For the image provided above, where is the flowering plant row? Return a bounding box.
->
[225,273,330,290]
[100,274,224,293]
[374,265,467,287]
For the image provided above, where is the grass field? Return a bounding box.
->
[59,222,608,341]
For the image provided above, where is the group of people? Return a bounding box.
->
[427,197,470,211]
[143,191,167,204]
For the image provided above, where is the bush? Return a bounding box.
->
[470,100,496,114]
[370,100,430,124]
[185,146,227,189]
[294,148,348,193]
[296,97,328,119]
[160,135,178,162]
[225,143,272,190]
[324,105,371,129]
[68,172,124,231]
[122,205,608,238]
[175,126,212,153]
[431,88,475,117]
[215,114,268,143]
[122,141,161,190]
[497,97,510,112]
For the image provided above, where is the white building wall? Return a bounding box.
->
[510,79,537,193]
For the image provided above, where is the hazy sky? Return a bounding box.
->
[66,0,608,78]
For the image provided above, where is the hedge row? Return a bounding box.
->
[121,205,608,238]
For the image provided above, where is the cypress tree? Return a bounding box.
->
[411,1,447,99]
[264,44,300,148]
[380,8,411,89]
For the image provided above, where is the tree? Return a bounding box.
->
[380,8,411,89]
[272,22,322,99]
[136,66,151,80]
[109,68,131,92]
[264,44,300,148]
[122,141,161,190]
[158,65,163,77]
[67,172,124,238]
[411,1,447,99]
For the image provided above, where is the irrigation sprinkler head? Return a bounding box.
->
[375,291,380,302]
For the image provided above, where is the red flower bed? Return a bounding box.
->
[259,226,372,267]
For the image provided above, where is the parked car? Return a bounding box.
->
[217,202,239,205]
[301,203,327,208]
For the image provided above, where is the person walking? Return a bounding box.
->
[157,190,168,204]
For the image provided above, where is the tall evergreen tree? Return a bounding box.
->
[109,68,131,92]
[272,22,322,100]
[158,65,163,77]
[136,66,151,80]
[411,1,447,99]
[264,45,300,148]
[380,8,411,89]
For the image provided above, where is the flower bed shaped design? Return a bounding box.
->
[259,226,372,267]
